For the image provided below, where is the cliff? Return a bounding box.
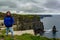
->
[0,12,44,31]
[16,15,44,31]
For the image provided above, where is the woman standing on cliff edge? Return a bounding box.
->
[4,11,14,37]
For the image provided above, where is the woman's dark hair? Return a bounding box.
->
[6,11,11,16]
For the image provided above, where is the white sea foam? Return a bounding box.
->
[45,29,52,33]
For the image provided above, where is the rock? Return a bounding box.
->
[33,21,44,35]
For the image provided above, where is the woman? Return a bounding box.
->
[4,11,14,37]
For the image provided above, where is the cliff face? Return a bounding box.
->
[17,15,44,31]
[33,21,44,31]
[18,21,44,30]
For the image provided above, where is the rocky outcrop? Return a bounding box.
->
[33,21,44,35]
[16,15,44,33]
[17,20,44,32]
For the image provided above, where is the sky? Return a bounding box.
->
[0,0,60,14]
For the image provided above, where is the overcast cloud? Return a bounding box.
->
[0,0,60,13]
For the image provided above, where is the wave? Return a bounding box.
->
[45,29,52,33]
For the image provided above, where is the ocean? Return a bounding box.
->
[41,15,60,38]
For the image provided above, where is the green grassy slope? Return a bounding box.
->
[0,34,60,40]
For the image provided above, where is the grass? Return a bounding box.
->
[0,30,60,40]
[0,33,59,40]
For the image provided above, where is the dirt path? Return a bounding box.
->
[9,30,34,35]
